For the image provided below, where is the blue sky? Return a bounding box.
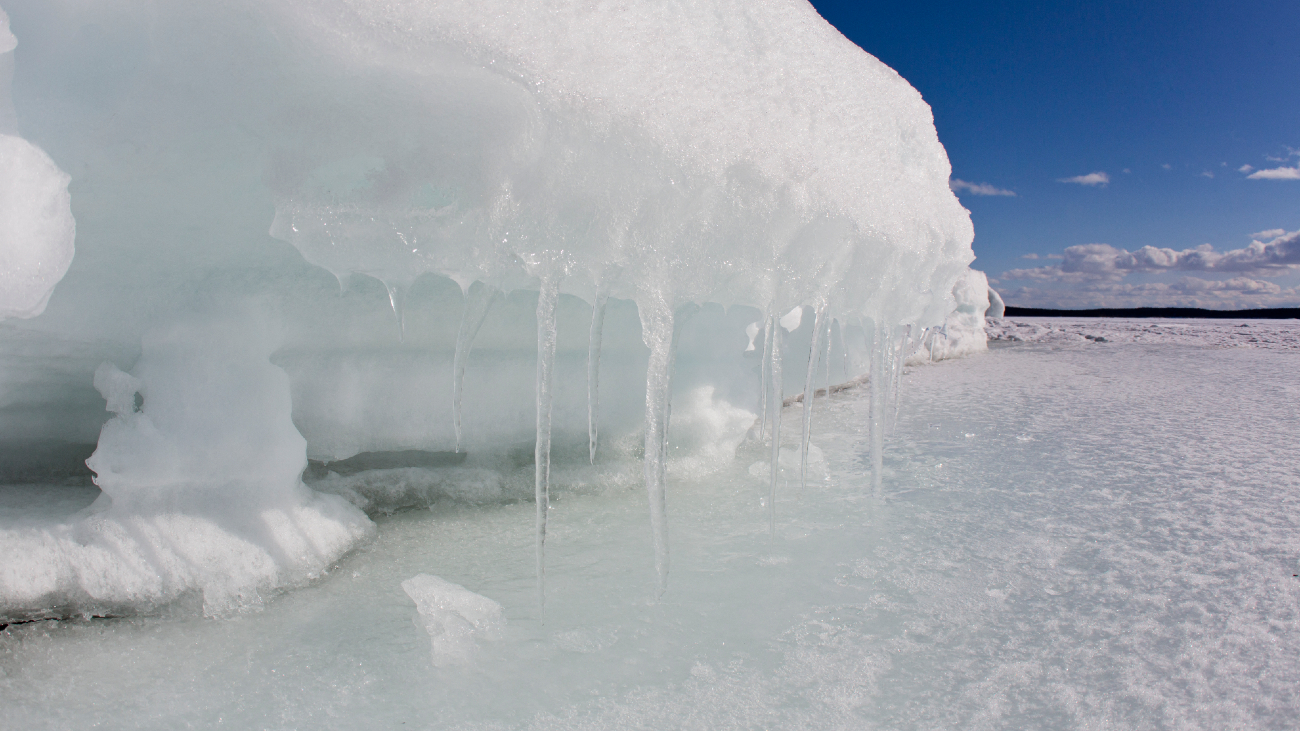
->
[810,0,1300,309]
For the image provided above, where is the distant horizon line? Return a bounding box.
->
[1002,306,1300,319]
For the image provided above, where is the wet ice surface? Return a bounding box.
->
[4,340,1299,729]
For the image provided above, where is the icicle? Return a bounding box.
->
[823,316,834,393]
[534,272,562,613]
[767,315,783,536]
[800,304,827,490]
[758,315,774,441]
[587,287,608,465]
[890,325,911,433]
[640,297,677,597]
[841,321,850,381]
[869,322,886,497]
[452,282,498,453]
[384,281,407,343]
[661,304,697,482]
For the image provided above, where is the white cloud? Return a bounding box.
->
[1238,164,1254,174]
[949,179,1016,197]
[1161,163,1172,170]
[1000,230,1300,284]
[1200,170,1214,179]
[1247,166,1300,180]
[1000,277,1300,310]
[1020,253,1039,260]
[1058,171,1110,187]
[1251,228,1286,240]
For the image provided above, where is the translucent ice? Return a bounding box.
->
[401,573,505,667]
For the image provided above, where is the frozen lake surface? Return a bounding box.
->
[3,325,1299,729]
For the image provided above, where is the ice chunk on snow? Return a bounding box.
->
[401,573,505,667]
[0,134,74,320]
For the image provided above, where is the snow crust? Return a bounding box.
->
[988,316,1300,350]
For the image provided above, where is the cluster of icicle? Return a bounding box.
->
[439,287,960,607]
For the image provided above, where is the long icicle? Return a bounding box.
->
[869,322,886,497]
[587,287,609,464]
[641,297,676,597]
[889,325,911,434]
[534,272,562,614]
[452,282,498,452]
[823,316,835,391]
[882,330,894,435]
[800,304,827,490]
[768,312,784,536]
[660,304,697,489]
[758,315,774,441]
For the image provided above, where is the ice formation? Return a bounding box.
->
[0,8,73,321]
[0,0,982,617]
[1,312,374,620]
[918,268,995,362]
[401,573,505,667]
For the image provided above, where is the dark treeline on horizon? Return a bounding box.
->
[1002,306,1300,319]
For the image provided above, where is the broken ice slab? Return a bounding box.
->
[401,574,505,668]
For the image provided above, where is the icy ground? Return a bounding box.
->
[3,336,1299,729]
[988,316,1300,350]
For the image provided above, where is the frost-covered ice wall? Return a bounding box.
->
[1,0,978,617]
